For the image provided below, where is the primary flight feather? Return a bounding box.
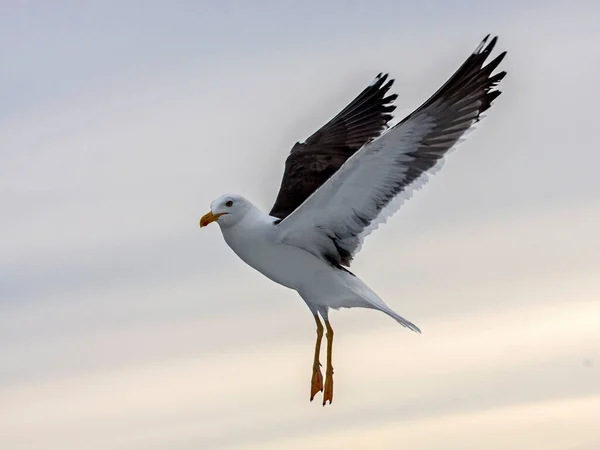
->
[199,35,507,406]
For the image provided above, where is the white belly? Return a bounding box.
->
[218,214,373,311]
[223,226,329,291]
[213,211,419,330]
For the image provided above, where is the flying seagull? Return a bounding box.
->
[199,35,506,406]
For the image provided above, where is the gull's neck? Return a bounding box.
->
[218,205,279,270]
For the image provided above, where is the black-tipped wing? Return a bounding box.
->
[276,35,507,267]
[269,74,397,219]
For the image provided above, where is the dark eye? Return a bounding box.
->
[225,200,233,207]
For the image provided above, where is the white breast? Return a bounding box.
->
[220,214,330,292]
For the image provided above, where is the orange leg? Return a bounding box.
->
[323,319,334,406]
[310,314,324,401]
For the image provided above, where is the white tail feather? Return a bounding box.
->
[347,274,422,333]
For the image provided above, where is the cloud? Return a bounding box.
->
[2,298,599,449]
[1,1,600,449]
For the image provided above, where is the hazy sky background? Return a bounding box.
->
[2,1,600,449]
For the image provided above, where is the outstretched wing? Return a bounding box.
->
[269,74,397,219]
[276,35,507,267]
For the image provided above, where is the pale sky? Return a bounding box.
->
[2,1,600,449]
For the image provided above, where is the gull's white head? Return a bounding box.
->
[199,194,253,229]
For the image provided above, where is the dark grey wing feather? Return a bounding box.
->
[277,35,507,267]
[378,35,506,199]
[269,74,397,219]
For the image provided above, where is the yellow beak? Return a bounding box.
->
[199,211,225,228]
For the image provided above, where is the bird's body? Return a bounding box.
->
[220,205,314,292]
[218,198,417,327]
[199,35,507,405]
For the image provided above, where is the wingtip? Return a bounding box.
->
[474,35,489,53]
[369,72,389,87]
[474,34,499,55]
